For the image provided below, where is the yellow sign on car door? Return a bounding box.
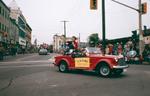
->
[75,58,90,67]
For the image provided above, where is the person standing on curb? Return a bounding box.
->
[0,43,5,60]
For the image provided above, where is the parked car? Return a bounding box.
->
[54,47,129,77]
[39,48,48,55]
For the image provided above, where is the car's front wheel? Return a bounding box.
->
[59,61,68,72]
[98,64,111,77]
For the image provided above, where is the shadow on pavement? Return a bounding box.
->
[56,70,128,79]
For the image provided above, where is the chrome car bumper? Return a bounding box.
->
[113,65,129,69]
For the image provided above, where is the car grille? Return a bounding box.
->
[118,58,127,66]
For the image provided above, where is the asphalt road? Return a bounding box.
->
[0,53,150,96]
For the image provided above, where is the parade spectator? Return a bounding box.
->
[108,44,113,55]
[118,43,123,55]
[97,44,103,53]
[142,45,150,62]
[10,45,15,56]
[11,45,17,56]
[113,43,118,55]
[0,43,5,60]
[21,46,25,54]
[127,39,133,50]
[105,45,109,54]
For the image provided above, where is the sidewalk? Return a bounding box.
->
[127,61,150,65]
[141,61,150,65]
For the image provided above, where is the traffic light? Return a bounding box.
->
[132,30,138,41]
[144,25,147,30]
[144,25,147,35]
[141,3,147,14]
[90,0,97,10]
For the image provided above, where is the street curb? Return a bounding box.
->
[128,62,150,65]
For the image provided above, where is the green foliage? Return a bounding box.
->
[88,33,100,47]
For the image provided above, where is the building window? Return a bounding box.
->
[2,9,4,16]
[7,13,9,19]
[5,11,7,18]
[7,27,8,32]
[0,7,1,14]
[0,23,1,30]
[4,25,6,32]
[5,11,9,19]
[2,24,4,31]
[5,26,7,32]
[19,30,25,38]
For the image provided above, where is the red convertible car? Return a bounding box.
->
[54,47,129,77]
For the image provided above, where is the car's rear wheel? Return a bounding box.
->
[98,64,111,77]
[59,61,68,72]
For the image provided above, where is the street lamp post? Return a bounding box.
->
[61,21,69,48]
[138,0,144,57]
[102,0,106,54]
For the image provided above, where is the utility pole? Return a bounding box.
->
[102,0,106,54]
[61,20,69,48]
[138,0,144,57]
[112,0,144,57]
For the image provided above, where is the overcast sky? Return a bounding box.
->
[3,0,150,44]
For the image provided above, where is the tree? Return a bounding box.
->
[88,33,100,47]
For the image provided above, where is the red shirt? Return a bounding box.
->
[73,40,78,49]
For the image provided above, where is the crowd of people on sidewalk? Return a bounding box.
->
[142,44,150,62]
[102,40,135,56]
[0,42,29,61]
[0,43,5,60]
[0,43,18,60]
[98,39,150,62]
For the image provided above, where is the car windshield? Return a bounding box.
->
[85,47,101,54]
[40,49,47,51]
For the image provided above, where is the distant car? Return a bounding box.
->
[54,47,129,77]
[39,48,48,55]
